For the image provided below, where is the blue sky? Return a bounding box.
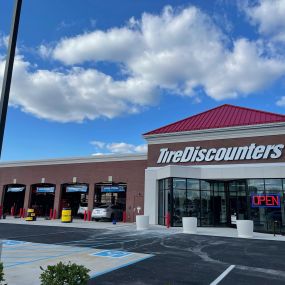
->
[0,0,285,161]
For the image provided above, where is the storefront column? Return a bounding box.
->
[23,185,31,210]
[53,184,62,219]
[88,183,95,213]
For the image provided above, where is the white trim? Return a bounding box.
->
[144,122,285,144]
[0,154,147,168]
[149,162,285,180]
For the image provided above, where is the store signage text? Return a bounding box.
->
[157,143,284,164]
[251,194,281,208]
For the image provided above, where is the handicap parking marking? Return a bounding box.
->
[91,250,133,258]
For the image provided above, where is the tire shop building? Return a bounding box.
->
[1,104,285,232]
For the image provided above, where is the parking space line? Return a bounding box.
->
[210,265,235,285]
[90,255,154,279]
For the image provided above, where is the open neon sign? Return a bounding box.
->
[251,194,281,208]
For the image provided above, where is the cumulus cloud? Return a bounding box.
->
[0,56,157,122]
[276,96,285,106]
[50,5,285,100]
[242,0,285,42]
[1,5,285,122]
[90,140,147,155]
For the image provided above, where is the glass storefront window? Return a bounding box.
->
[264,179,283,191]
[157,177,285,233]
[173,178,186,190]
[248,179,265,193]
[200,191,213,226]
[229,180,246,192]
[173,188,187,226]
[187,179,200,190]
[186,189,200,221]
[201,180,211,190]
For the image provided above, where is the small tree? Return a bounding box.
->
[40,261,90,285]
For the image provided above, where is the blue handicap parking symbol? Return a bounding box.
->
[91,250,132,258]
[2,240,27,246]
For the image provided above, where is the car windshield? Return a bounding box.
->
[98,205,109,208]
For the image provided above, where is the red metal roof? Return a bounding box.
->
[144,104,285,135]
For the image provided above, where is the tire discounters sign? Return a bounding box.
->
[157,143,284,164]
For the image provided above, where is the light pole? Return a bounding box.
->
[0,0,22,158]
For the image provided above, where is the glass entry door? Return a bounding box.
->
[227,180,248,226]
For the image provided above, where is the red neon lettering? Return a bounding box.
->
[259,196,266,203]
[266,196,273,206]
[253,196,259,205]
[272,196,279,206]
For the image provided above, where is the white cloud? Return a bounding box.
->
[90,140,147,155]
[50,5,285,101]
[90,140,106,149]
[242,0,285,42]
[276,96,285,106]
[2,5,285,122]
[0,56,157,122]
[38,44,53,59]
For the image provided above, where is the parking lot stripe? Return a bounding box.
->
[210,265,235,285]
[89,255,154,279]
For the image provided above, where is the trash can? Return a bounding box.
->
[25,208,36,221]
[61,208,72,223]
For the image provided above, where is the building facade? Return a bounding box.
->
[1,104,285,232]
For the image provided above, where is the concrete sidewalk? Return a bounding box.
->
[1,216,284,241]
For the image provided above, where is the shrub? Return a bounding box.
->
[0,262,5,285]
[40,261,90,285]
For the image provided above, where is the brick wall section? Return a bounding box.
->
[148,134,285,167]
[0,159,147,222]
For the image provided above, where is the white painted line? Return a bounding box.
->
[210,265,235,285]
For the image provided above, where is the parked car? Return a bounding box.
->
[92,204,123,221]
[77,202,88,217]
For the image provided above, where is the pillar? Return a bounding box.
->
[23,184,31,210]
[53,184,62,219]
[88,182,94,213]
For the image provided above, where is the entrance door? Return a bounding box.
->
[227,180,248,226]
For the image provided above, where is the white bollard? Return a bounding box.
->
[136,215,149,230]
[182,217,197,234]
[236,220,253,238]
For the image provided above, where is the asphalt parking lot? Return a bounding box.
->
[0,223,285,284]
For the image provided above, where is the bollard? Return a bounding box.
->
[182,217,197,234]
[19,208,23,218]
[49,208,52,219]
[53,209,56,220]
[88,210,91,222]
[136,215,149,230]
[165,212,171,228]
[84,210,87,221]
